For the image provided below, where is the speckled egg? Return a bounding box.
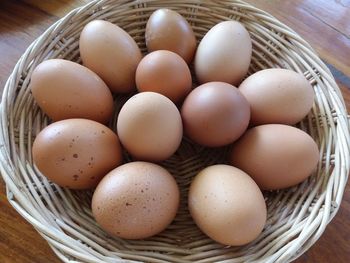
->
[92,161,180,239]
[32,119,122,189]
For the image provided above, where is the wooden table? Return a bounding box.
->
[0,1,349,262]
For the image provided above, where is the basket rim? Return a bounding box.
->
[1,0,349,262]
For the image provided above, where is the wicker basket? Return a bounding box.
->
[1,0,349,262]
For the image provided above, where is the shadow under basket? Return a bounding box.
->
[1,0,349,262]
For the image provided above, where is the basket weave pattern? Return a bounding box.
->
[1,0,349,262]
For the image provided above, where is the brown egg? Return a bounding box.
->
[145,9,197,64]
[79,20,142,93]
[230,124,319,190]
[239,68,315,125]
[117,92,183,161]
[195,21,252,85]
[32,119,122,189]
[92,161,180,239]
[181,82,250,147]
[30,59,114,123]
[188,165,267,246]
[136,50,192,103]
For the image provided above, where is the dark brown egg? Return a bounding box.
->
[145,9,197,64]
[181,82,250,147]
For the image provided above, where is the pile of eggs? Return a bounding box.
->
[30,9,319,246]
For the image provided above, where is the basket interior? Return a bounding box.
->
[1,1,348,262]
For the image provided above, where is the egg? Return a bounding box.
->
[117,92,183,161]
[136,50,192,103]
[181,82,250,147]
[79,20,142,93]
[194,21,252,85]
[145,9,197,64]
[92,161,180,239]
[239,68,315,125]
[32,119,122,189]
[230,124,319,190]
[30,59,114,123]
[188,165,266,246]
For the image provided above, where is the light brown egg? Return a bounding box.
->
[181,82,250,147]
[79,20,142,93]
[188,165,267,246]
[32,119,122,189]
[136,50,192,103]
[145,9,197,64]
[30,59,114,123]
[230,124,319,190]
[117,92,183,161]
[92,161,180,239]
[239,68,315,125]
[194,21,252,85]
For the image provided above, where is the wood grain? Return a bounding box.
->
[0,0,349,262]
[245,0,350,78]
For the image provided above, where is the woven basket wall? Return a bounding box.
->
[1,0,349,262]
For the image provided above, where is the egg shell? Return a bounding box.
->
[188,165,267,246]
[239,68,315,125]
[30,59,114,123]
[32,119,122,189]
[79,20,142,93]
[117,92,183,161]
[194,21,252,85]
[181,82,250,147]
[230,124,319,190]
[136,50,192,103]
[92,161,180,239]
[145,9,197,64]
